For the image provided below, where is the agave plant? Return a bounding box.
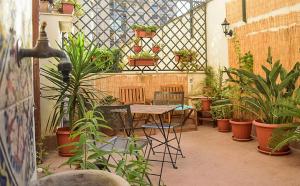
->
[235,47,300,124]
[41,33,111,132]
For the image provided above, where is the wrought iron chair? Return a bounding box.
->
[142,92,188,169]
[95,105,151,184]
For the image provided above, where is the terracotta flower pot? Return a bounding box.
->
[201,98,211,111]
[134,30,156,38]
[253,120,290,155]
[152,46,160,53]
[128,58,158,66]
[230,120,253,141]
[133,45,142,53]
[217,119,231,132]
[56,127,79,157]
[175,55,180,62]
[62,3,74,14]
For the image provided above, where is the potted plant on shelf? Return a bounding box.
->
[41,33,112,157]
[132,37,142,53]
[236,47,300,155]
[152,43,161,53]
[226,47,254,141]
[128,51,159,66]
[40,0,50,12]
[53,0,83,17]
[174,49,198,72]
[211,100,233,132]
[131,24,158,38]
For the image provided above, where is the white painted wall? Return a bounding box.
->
[206,0,229,68]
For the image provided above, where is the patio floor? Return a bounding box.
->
[40,125,300,186]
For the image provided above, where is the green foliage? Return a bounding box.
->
[174,49,198,71]
[210,100,233,120]
[130,51,159,60]
[63,107,151,185]
[269,124,300,152]
[193,100,202,111]
[114,137,151,186]
[93,47,122,72]
[62,107,110,169]
[234,47,300,124]
[41,33,110,132]
[131,24,159,32]
[36,137,48,165]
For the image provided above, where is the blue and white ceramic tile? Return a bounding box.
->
[0,0,35,185]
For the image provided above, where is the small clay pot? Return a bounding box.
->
[133,45,142,53]
[62,2,74,14]
[152,46,160,53]
[217,119,231,132]
[230,120,253,141]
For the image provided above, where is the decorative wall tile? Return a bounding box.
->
[0,0,35,185]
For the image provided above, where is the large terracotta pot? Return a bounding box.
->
[230,120,253,141]
[217,119,231,132]
[56,127,79,157]
[31,170,130,186]
[253,120,290,155]
[62,3,74,14]
[134,30,155,38]
[201,98,211,111]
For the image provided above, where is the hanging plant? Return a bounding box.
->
[131,24,159,38]
[174,49,198,72]
[128,51,159,66]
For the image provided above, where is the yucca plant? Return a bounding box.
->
[42,33,111,132]
[235,48,300,124]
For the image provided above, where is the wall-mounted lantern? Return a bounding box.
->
[221,18,233,37]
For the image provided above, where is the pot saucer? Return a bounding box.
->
[257,146,291,156]
[232,136,253,142]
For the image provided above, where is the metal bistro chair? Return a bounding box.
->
[142,92,188,168]
[95,105,152,183]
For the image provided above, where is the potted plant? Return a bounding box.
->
[200,66,216,111]
[236,48,300,155]
[226,41,254,141]
[41,33,113,156]
[211,100,233,132]
[132,37,142,53]
[53,0,83,17]
[174,49,198,72]
[131,24,158,38]
[128,51,159,66]
[152,43,161,53]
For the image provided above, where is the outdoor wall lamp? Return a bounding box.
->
[221,18,233,37]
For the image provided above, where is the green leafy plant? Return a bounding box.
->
[210,102,233,120]
[269,124,300,152]
[53,0,84,18]
[130,51,159,60]
[41,33,111,132]
[63,107,151,185]
[225,35,254,121]
[235,47,300,124]
[93,47,122,72]
[36,137,48,165]
[174,49,198,71]
[131,24,159,32]
[62,107,110,169]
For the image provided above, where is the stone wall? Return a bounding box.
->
[0,0,36,185]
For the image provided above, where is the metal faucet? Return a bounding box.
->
[17,22,72,83]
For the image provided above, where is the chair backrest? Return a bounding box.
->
[160,84,184,93]
[119,86,146,104]
[153,91,184,106]
[95,105,134,136]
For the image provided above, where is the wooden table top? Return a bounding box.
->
[130,104,177,115]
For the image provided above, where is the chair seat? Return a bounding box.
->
[142,123,180,129]
[175,104,193,111]
[97,136,148,153]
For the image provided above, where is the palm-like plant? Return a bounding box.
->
[42,33,111,132]
[234,48,300,124]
